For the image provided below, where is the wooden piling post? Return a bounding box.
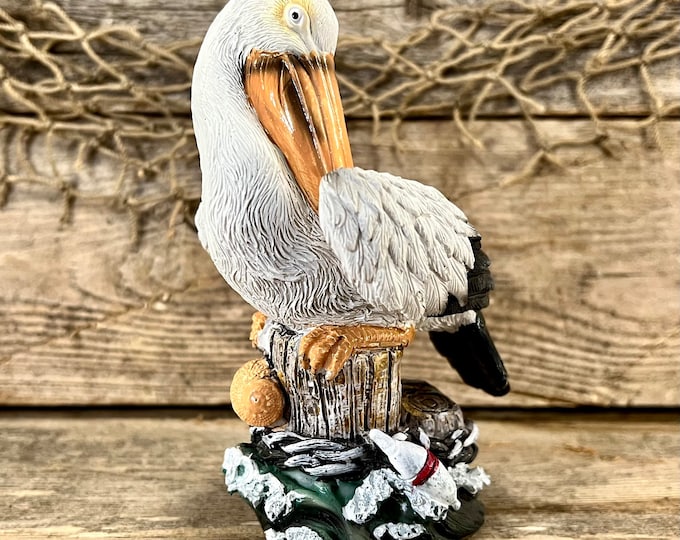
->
[268,327,403,441]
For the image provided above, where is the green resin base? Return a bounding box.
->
[225,442,485,540]
[223,381,490,539]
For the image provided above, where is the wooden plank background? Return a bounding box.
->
[2,0,679,117]
[1,0,679,408]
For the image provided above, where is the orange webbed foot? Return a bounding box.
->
[298,325,415,381]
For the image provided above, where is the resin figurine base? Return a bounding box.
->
[223,381,489,540]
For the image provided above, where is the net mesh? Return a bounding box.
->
[0,0,678,239]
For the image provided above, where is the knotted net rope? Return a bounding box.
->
[0,0,678,239]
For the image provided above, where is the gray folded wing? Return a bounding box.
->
[319,167,477,322]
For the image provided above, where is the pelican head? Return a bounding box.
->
[192,0,353,210]
[201,0,340,59]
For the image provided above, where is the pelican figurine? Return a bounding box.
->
[191,0,509,396]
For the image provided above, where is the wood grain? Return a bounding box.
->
[0,0,678,117]
[1,119,678,407]
[270,329,404,439]
[0,411,678,538]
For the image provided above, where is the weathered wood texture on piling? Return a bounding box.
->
[1,410,678,539]
[269,328,403,439]
[1,0,679,408]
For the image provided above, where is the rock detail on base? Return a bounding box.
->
[223,447,303,522]
[448,463,490,496]
[373,523,428,539]
[265,527,325,540]
[342,467,450,523]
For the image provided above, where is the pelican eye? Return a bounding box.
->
[285,5,306,28]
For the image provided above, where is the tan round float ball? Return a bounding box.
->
[230,359,285,427]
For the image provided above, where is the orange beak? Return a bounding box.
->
[244,50,354,212]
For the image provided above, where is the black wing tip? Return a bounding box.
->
[429,315,510,397]
[456,362,510,397]
[485,380,511,397]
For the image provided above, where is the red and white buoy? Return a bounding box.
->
[369,429,460,509]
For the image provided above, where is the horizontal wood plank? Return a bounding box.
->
[1,119,678,407]
[0,0,678,117]
[0,411,678,538]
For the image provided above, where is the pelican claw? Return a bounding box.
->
[298,325,415,381]
[250,311,267,347]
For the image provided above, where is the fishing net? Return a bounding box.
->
[0,0,678,239]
